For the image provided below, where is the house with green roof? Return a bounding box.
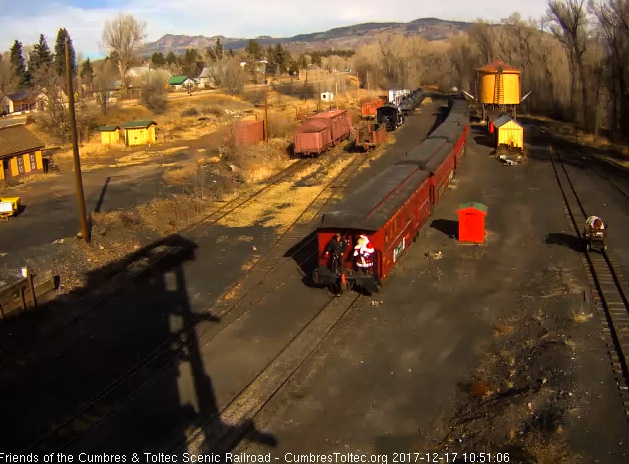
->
[168,75,197,91]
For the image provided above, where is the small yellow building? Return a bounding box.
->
[493,115,524,149]
[0,125,45,181]
[97,125,121,144]
[121,120,157,146]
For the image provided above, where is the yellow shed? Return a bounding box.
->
[0,125,45,181]
[493,115,524,149]
[476,59,521,105]
[97,125,121,144]
[121,120,158,146]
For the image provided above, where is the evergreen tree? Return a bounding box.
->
[165,51,177,66]
[265,45,277,75]
[245,39,262,60]
[310,51,322,67]
[54,28,77,77]
[151,52,166,68]
[29,34,53,74]
[9,40,28,88]
[80,58,94,84]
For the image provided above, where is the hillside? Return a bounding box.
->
[141,18,471,56]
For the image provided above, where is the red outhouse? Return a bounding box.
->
[457,202,488,243]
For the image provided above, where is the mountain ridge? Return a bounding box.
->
[141,17,471,56]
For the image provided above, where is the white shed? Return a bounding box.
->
[321,92,334,102]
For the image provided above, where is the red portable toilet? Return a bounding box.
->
[457,202,488,243]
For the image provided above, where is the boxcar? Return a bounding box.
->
[396,138,451,170]
[294,119,332,157]
[361,99,385,119]
[427,120,467,170]
[310,109,352,143]
[313,164,431,294]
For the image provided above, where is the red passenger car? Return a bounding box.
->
[313,164,432,294]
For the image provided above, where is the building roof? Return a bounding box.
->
[458,202,488,213]
[476,59,521,74]
[494,115,521,128]
[320,165,430,231]
[168,75,190,85]
[97,125,121,131]
[121,120,157,129]
[7,90,33,102]
[0,125,44,158]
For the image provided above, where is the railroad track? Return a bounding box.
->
[0,157,318,366]
[547,142,629,418]
[26,153,369,453]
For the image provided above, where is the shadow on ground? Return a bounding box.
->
[0,233,277,453]
[431,218,459,239]
[545,232,583,252]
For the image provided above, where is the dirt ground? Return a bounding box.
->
[234,123,629,462]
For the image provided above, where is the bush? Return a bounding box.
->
[139,73,169,114]
[181,107,200,117]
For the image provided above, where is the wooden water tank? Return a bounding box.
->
[476,59,521,105]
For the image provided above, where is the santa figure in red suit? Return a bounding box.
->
[353,234,374,270]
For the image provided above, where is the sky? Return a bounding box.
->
[0,0,551,59]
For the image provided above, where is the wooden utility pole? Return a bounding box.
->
[264,87,269,142]
[66,38,90,243]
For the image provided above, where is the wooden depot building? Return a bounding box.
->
[121,120,157,146]
[0,125,45,181]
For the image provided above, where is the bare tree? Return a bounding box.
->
[93,59,118,114]
[102,13,147,99]
[547,0,591,127]
[31,62,70,142]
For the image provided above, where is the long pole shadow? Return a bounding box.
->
[94,176,111,214]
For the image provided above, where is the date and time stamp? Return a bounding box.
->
[0,453,510,464]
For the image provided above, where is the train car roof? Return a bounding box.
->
[424,150,450,174]
[395,138,452,170]
[320,165,430,231]
[427,122,465,143]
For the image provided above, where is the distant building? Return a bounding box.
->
[321,92,334,102]
[0,125,45,181]
[168,75,196,91]
[1,90,38,115]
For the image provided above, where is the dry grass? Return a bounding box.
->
[571,312,593,323]
[163,163,199,185]
[493,322,514,337]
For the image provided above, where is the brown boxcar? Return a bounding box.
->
[235,120,264,146]
[310,109,352,144]
[294,119,332,157]
[361,99,385,119]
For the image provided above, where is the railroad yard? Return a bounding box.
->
[0,88,627,463]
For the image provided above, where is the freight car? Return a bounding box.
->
[361,99,385,119]
[377,104,404,131]
[293,109,352,157]
[312,96,469,294]
[355,122,387,152]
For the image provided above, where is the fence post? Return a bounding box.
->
[22,267,37,309]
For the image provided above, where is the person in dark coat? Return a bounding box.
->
[324,233,349,273]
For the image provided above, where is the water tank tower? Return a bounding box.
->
[475,59,522,121]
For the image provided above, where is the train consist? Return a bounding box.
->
[312,94,470,294]
[294,89,425,157]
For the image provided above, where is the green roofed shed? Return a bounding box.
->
[168,75,190,86]
[457,202,488,213]
[121,120,157,146]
